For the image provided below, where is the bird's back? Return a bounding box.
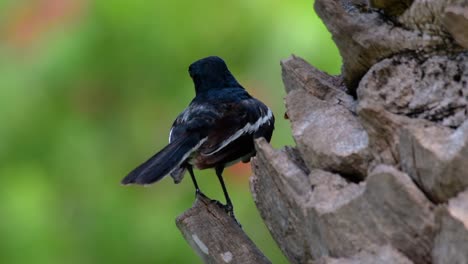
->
[169,87,274,171]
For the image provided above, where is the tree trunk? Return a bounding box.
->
[179,0,468,263]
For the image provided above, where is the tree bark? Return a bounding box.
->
[176,194,271,264]
[249,0,468,263]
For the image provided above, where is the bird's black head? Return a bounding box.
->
[189,56,242,94]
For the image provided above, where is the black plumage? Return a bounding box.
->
[122,56,275,216]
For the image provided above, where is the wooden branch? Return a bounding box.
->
[176,194,271,264]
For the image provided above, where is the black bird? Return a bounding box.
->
[121,56,275,216]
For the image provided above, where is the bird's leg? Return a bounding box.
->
[187,165,203,197]
[215,166,234,216]
[215,166,241,227]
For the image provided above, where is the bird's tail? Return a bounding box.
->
[121,135,202,185]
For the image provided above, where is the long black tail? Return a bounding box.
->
[121,135,201,185]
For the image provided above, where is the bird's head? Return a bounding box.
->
[189,56,242,94]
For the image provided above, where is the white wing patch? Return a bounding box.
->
[204,109,273,156]
[168,127,174,142]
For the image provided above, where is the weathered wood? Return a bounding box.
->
[433,189,468,263]
[176,194,271,264]
[357,103,416,167]
[280,55,355,113]
[443,4,468,49]
[369,0,414,16]
[281,57,370,179]
[357,53,468,128]
[286,88,370,179]
[314,0,461,91]
[250,140,311,264]
[399,120,468,203]
[397,0,449,34]
[316,245,414,264]
[251,139,436,263]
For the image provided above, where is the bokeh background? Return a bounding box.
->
[0,0,341,263]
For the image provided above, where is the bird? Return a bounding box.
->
[121,56,275,217]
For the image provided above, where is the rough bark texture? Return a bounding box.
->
[315,245,413,264]
[176,194,271,264]
[443,4,468,49]
[314,0,464,92]
[178,0,468,263]
[433,189,468,263]
[399,120,468,203]
[286,88,370,179]
[249,0,468,263]
[252,140,435,263]
[357,53,468,128]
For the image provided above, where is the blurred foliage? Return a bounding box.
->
[0,0,341,263]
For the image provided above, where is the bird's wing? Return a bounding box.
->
[166,101,220,182]
[168,102,219,143]
[199,98,274,156]
[168,96,273,158]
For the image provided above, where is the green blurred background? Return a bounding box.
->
[0,0,341,263]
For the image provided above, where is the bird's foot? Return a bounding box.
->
[229,212,242,228]
[197,196,241,227]
[225,204,234,216]
[223,203,242,228]
[208,198,225,209]
[206,200,242,227]
[195,189,206,198]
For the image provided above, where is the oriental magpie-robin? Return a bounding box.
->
[121,56,275,217]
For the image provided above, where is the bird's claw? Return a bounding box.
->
[225,203,233,213]
[195,196,241,227]
[221,203,242,228]
[229,212,242,228]
[195,189,206,198]
[209,199,225,209]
